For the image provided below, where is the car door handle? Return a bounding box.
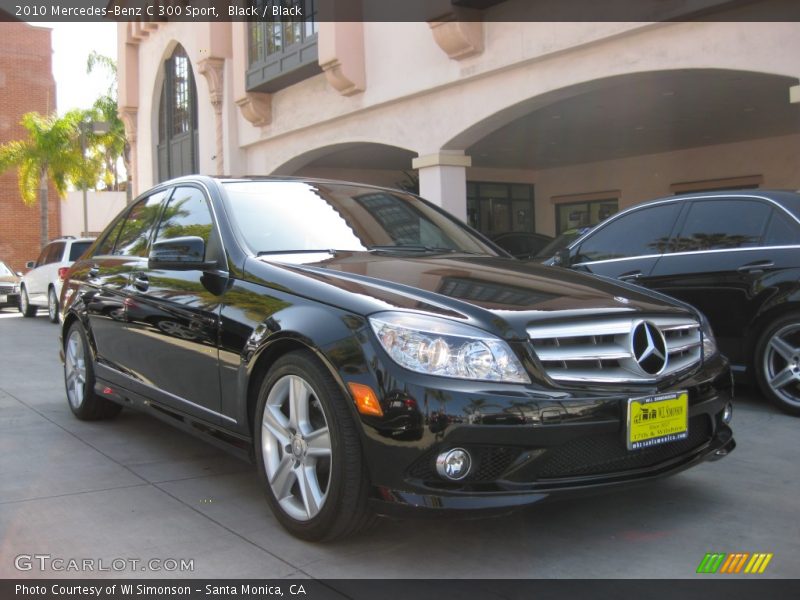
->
[618,271,643,282]
[737,260,774,273]
[132,273,149,292]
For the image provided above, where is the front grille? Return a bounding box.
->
[528,315,702,384]
[0,284,15,294]
[527,415,712,480]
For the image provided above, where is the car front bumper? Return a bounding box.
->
[358,354,734,515]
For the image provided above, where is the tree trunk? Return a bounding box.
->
[39,171,48,248]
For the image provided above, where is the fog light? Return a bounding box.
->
[722,402,733,424]
[435,448,471,481]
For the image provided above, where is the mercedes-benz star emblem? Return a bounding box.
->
[631,321,668,375]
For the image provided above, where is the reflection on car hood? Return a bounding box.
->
[0,275,19,284]
[251,252,690,340]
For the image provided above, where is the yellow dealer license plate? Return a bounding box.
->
[627,391,688,450]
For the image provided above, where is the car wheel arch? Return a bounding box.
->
[245,335,363,440]
[745,302,800,372]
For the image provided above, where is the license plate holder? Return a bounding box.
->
[627,391,689,451]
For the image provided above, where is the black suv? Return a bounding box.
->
[550,190,800,415]
[60,177,734,541]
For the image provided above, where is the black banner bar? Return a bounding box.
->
[1,0,799,23]
[3,579,800,600]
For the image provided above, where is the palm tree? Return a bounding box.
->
[0,110,92,247]
[86,51,128,191]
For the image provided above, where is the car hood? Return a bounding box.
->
[0,275,19,284]
[248,252,692,340]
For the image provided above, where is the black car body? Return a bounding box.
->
[60,177,734,540]
[549,190,800,415]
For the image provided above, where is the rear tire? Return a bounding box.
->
[754,313,800,416]
[19,287,37,318]
[48,287,59,323]
[64,321,122,420]
[254,350,374,541]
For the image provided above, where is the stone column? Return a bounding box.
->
[412,152,471,221]
[198,57,226,175]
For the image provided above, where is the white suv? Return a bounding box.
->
[20,237,94,322]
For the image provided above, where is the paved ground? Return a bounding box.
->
[0,310,798,580]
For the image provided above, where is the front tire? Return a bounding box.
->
[254,350,373,541]
[64,322,122,420]
[755,313,800,416]
[48,287,59,323]
[19,287,37,318]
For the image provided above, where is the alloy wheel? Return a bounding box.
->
[65,329,87,409]
[48,289,58,322]
[261,374,332,521]
[763,323,800,409]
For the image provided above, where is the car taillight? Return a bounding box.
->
[58,267,70,281]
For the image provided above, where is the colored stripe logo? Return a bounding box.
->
[697,553,773,574]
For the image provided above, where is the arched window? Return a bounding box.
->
[157,45,198,181]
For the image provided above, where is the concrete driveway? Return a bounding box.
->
[1,310,798,580]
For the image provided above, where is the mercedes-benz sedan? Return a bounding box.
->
[60,177,734,540]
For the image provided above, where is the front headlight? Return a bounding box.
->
[369,312,530,383]
[700,315,718,360]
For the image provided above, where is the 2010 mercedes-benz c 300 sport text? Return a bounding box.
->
[59,177,734,540]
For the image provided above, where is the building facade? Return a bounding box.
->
[0,22,60,272]
[118,1,800,240]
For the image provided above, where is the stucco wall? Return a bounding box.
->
[61,191,127,237]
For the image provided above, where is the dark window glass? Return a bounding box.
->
[113,192,168,257]
[155,187,213,246]
[68,241,93,262]
[672,199,771,252]
[35,247,48,267]
[763,210,799,246]
[45,242,65,265]
[575,203,681,262]
[94,216,127,257]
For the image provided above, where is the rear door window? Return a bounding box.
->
[762,210,799,246]
[671,199,771,252]
[45,242,65,265]
[575,203,681,263]
[68,241,93,261]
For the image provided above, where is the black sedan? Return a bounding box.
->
[549,189,800,415]
[60,177,734,540]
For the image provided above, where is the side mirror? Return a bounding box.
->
[148,236,214,271]
[16,272,23,277]
[553,248,572,267]
[25,261,35,269]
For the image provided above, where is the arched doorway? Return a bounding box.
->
[157,44,198,181]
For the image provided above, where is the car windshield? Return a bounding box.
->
[534,228,590,260]
[0,261,12,276]
[221,181,498,256]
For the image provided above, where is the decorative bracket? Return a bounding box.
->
[428,10,484,60]
[236,92,272,127]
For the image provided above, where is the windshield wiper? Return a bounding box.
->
[257,249,338,256]
[367,245,466,254]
